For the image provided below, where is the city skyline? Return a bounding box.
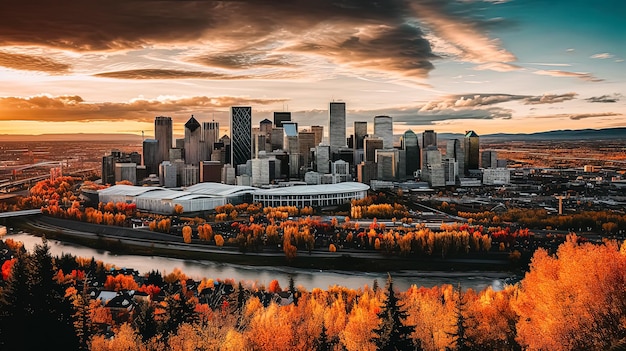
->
[0,1,624,137]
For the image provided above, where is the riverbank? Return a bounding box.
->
[8,216,520,273]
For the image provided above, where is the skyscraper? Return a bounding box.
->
[329,102,347,154]
[154,116,173,164]
[481,150,497,169]
[401,130,420,178]
[353,121,368,150]
[231,106,252,169]
[184,115,202,166]
[311,125,324,146]
[446,138,464,180]
[464,130,480,174]
[422,129,437,148]
[374,115,393,149]
[273,112,291,128]
[203,121,219,161]
[142,139,159,176]
[364,136,384,162]
[283,122,299,177]
[298,131,316,171]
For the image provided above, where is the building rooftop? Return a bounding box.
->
[184,182,259,197]
[254,182,369,196]
[98,184,164,197]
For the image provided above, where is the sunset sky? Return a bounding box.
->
[0,0,624,138]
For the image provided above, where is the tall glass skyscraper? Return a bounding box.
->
[203,121,219,161]
[353,121,368,150]
[464,130,480,174]
[401,130,420,177]
[422,129,437,148]
[184,115,202,166]
[273,112,291,128]
[231,106,252,169]
[329,102,346,154]
[446,138,465,177]
[374,115,393,149]
[154,116,172,163]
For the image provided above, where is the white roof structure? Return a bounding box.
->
[253,182,369,196]
[98,184,163,197]
[184,183,259,197]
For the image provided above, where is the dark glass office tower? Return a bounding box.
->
[231,106,252,168]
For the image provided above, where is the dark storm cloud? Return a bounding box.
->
[586,94,621,103]
[0,0,438,77]
[282,23,435,75]
[0,0,221,51]
[0,51,71,73]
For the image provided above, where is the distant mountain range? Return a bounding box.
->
[439,127,626,141]
[1,127,625,142]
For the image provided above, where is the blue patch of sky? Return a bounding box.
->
[479,0,625,69]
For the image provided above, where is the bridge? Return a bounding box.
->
[0,209,42,218]
[0,168,98,192]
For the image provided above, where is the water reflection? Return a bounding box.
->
[7,233,514,292]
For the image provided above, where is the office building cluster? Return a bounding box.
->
[102,102,510,189]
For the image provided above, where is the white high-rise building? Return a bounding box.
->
[251,158,270,186]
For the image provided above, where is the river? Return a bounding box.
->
[6,232,518,292]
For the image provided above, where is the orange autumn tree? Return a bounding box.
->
[513,234,626,351]
[182,225,192,243]
[104,274,140,291]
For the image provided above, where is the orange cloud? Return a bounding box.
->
[94,69,249,80]
[0,51,71,73]
[410,2,518,71]
[0,94,287,122]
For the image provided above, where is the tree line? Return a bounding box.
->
[1,234,626,350]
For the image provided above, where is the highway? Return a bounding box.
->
[0,168,97,192]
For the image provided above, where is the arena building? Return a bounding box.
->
[252,182,369,208]
[97,183,258,214]
[97,182,369,214]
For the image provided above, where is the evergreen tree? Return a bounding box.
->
[57,252,79,274]
[447,284,475,351]
[316,323,332,351]
[87,256,106,285]
[0,239,79,350]
[237,281,247,311]
[372,274,418,351]
[0,250,33,350]
[132,299,159,341]
[145,269,164,286]
[30,239,80,350]
[70,278,94,351]
[162,284,198,336]
[289,275,299,306]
